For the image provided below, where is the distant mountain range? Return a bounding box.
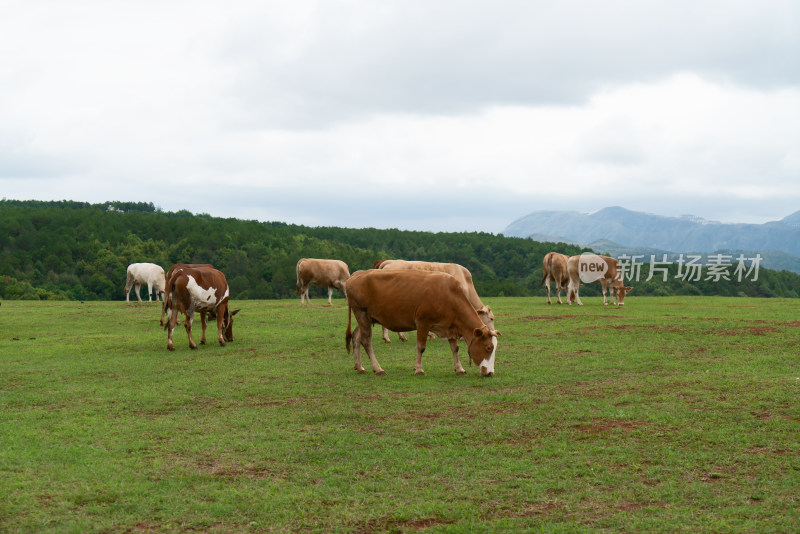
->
[503,206,800,273]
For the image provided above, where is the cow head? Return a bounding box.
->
[613,285,633,305]
[469,327,502,377]
[223,308,240,341]
[476,305,495,330]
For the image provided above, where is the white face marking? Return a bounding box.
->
[186,275,219,311]
[480,336,497,376]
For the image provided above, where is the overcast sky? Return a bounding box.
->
[1,0,798,233]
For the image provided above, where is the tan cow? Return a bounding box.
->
[541,252,570,305]
[296,258,350,305]
[164,266,239,350]
[124,263,166,303]
[375,259,495,342]
[345,269,501,376]
[566,254,633,306]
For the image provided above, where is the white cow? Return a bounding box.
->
[125,263,166,303]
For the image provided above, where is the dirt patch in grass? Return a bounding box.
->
[352,517,456,533]
[523,314,579,322]
[575,418,644,434]
[715,326,778,336]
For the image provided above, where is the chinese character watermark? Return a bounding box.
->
[616,253,762,283]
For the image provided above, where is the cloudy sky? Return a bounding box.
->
[1,0,798,233]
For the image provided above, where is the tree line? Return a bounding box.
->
[1,199,799,301]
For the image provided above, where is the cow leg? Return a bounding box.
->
[449,338,466,375]
[166,306,178,351]
[125,279,133,303]
[146,281,154,302]
[327,286,333,305]
[215,311,227,346]
[413,330,430,375]
[184,312,198,349]
[352,326,366,373]
[134,283,143,302]
[568,281,583,306]
[301,284,310,304]
[200,312,208,345]
[353,312,385,375]
[556,284,563,305]
[382,326,392,343]
[601,280,609,306]
[545,280,552,304]
[399,332,408,342]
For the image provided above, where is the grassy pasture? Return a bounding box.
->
[0,296,798,533]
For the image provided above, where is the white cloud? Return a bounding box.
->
[0,0,798,232]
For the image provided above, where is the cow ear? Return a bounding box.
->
[473,328,484,338]
[230,309,240,316]
[625,287,633,292]
[492,330,502,337]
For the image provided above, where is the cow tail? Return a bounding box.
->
[540,254,553,286]
[163,279,176,331]
[345,303,353,354]
[295,260,301,295]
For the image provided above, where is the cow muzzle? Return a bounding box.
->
[479,337,497,377]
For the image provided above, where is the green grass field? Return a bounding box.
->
[1,296,798,533]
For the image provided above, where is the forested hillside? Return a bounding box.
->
[1,200,799,301]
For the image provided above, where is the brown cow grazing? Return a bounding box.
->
[566,254,633,306]
[345,269,501,376]
[160,263,215,326]
[296,258,350,305]
[375,259,495,342]
[164,266,239,350]
[541,252,570,305]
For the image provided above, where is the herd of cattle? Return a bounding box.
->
[124,252,632,376]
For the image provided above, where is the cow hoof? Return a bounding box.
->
[167,345,175,351]
[455,370,466,375]
[357,369,366,374]
[376,370,387,376]
[414,370,425,376]
[190,344,197,350]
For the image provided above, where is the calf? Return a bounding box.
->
[345,269,501,376]
[296,258,350,305]
[164,266,239,350]
[124,263,166,303]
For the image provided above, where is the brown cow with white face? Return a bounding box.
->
[164,266,239,350]
[345,269,501,376]
[375,259,495,343]
[541,252,570,305]
[295,258,350,305]
[566,254,633,306]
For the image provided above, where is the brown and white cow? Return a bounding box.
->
[160,263,215,325]
[566,254,633,306]
[375,259,495,342]
[164,266,239,350]
[296,258,350,305]
[125,263,166,303]
[541,252,570,305]
[345,269,501,376]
